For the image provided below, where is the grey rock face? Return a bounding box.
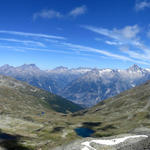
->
[53,128,150,150]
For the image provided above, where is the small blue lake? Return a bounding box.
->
[0,133,17,140]
[74,127,95,138]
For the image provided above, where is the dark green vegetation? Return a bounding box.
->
[1,74,150,149]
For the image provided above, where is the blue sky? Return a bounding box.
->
[1,0,150,69]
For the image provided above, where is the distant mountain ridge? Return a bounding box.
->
[1,64,150,107]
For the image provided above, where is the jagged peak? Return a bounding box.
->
[17,64,41,71]
[0,64,14,70]
[128,64,142,71]
[53,66,68,71]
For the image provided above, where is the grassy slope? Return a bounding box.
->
[0,75,83,149]
[69,80,150,138]
[38,80,150,149]
[0,75,82,115]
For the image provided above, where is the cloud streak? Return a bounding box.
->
[135,0,150,11]
[0,24,150,66]
[69,5,87,17]
[82,24,150,65]
[83,25,140,41]
[33,10,63,20]
[0,30,65,40]
[33,5,87,20]
[0,38,45,47]
[105,40,122,46]
[62,42,149,65]
[0,45,73,55]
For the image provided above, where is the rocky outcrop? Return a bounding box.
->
[53,128,150,150]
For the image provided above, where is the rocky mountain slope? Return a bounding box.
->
[0,74,82,115]
[0,75,83,150]
[70,80,150,138]
[52,80,150,150]
[1,64,150,107]
[54,130,150,150]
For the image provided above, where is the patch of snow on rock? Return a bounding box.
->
[81,135,148,150]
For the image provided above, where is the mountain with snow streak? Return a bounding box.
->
[1,64,150,107]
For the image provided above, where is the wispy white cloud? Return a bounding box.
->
[83,24,144,52]
[135,0,150,11]
[33,5,87,20]
[69,5,87,17]
[105,40,122,46]
[0,45,73,55]
[0,45,104,62]
[0,38,45,47]
[147,30,150,38]
[0,30,65,40]
[0,24,149,66]
[96,38,122,46]
[33,10,63,20]
[83,24,145,51]
[82,24,150,65]
[0,45,26,52]
[62,42,149,64]
[120,46,150,62]
[83,25,140,41]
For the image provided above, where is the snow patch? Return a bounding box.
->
[30,89,37,92]
[81,135,148,150]
[81,147,90,150]
[145,68,150,72]
[131,84,135,87]
[49,86,52,93]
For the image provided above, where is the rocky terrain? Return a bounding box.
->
[51,79,150,150]
[0,75,82,149]
[54,128,150,150]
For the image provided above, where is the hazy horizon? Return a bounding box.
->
[0,63,146,70]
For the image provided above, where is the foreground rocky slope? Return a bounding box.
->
[52,80,150,149]
[54,128,150,150]
[1,64,150,107]
[0,75,82,149]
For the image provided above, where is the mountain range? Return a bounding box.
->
[1,64,150,107]
[1,71,150,149]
